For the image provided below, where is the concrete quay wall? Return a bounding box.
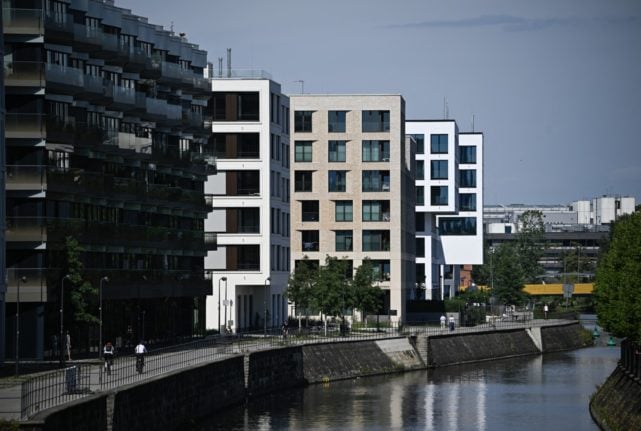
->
[590,362,641,430]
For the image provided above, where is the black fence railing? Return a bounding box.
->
[620,339,641,380]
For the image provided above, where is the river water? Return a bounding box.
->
[196,346,618,431]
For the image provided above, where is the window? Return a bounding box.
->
[431,186,448,206]
[335,230,353,251]
[416,186,424,206]
[295,141,313,162]
[416,160,424,180]
[362,230,390,251]
[363,200,390,221]
[328,140,346,162]
[410,134,425,154]
[295,111,313,132]
[328,171,347,192]
[415,213,425,231]
[459,146,476,164]
[459,169,477,188]
[362,171,390,192]
[362,110,390,132]
[295,171,313,192]
[335,201,353,222]
[301,201,319,222]
[212,92,259,121]
[416,238,425,257]
[302,230,319,251]
[431,160,448,180]
[439,217,477,236]
[212,133,259,159]
[371,260,391,281]
[459,193,476,211]
[430,134,448,154]
[328,111,347,132]
[362,140,390,162]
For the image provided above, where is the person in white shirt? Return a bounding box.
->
[135,341,147,372]
[440,314,447,330]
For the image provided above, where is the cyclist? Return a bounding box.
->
[103,341,115,374]
[135,341,147,373]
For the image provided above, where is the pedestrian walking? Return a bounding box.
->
[448,316,455,331]
[440,314,447,330]
[65,331,72,361]
[544,304,549,320]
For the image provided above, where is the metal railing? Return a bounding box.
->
[620,339,641,380]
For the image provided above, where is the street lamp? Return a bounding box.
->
[224,277,229,332]
[218,277,227,333]
[15,276,27,376]
[60,274,71,367]
[98,276,109,359]
[264,277,270,336]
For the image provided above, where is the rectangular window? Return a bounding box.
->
[410,134,425,154]
[371,260,391,281]
[362,140,390,162]
[431,186,448,206]
[459,193,477,211]
[302,230,319,251]
[416,160,424,180]
[459,169,477,188]
[362,110,390,132]
[362,200,390,221]
[459,146,476,164]
[430,134,448,154]
[335,201,353,222]
[294,171,313,192]
[416,238,425,257]
[328,171,347,192]
[301,200,319,222]
[416,186,425,206]
[294,111,313,132]
[362,171,390,192]
[212,133,259,159]
[430,160,448,180]
[335,230,353,252]
[295,141,313,162]
[211,92,259,121]
[328,140,347,162]
[439,217,477,236]
[328,111,347,133]
[362,230,390,251]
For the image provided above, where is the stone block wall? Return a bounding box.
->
[247,346,305,397]
[590,365,641,430]
[540,322,586,352]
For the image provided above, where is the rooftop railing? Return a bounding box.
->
[211,69,273,80]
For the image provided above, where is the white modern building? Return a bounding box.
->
[289,95,415,322]
[407,120,484,300]
[205,70,290,332]
[572,196,636,225]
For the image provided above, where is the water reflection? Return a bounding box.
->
[197,347,617,431]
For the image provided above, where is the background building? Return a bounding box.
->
[3,0,212,359]
[205,69,290,332]
[289,94,415,322]
[408,120,484,301]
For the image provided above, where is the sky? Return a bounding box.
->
[116,0,641,205]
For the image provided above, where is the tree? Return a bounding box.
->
[64,236,99,326]
[594,211,641,343]
[351,259,383,323]
[286,257,318,322]
[314,256,351,322]
[517,210,545,282]
[492,242,526,304]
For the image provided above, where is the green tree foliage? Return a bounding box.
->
[286,257,318,316]
[315,257,351,321]
[351,258,383,322]
[594,211,641,343]
[492,242,526,304]
[517,210,545,282]
[64,236,99,325]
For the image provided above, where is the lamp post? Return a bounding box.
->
[264,277,270,336]
[60,274,71,367]
[218,277,226,333]
[224,277,229,332]
[15,276,27,376]
[98,276,109,359]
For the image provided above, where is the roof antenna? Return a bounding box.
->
[217,57,223,77]
[170,21,174,33]
[226,48,232,78]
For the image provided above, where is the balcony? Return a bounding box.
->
[73,24,102,52]
[117,44,148,71]
[117,132,152,153]
[159,61,184,84]
[5,165,46,191]
[2,7,43,35]
[205,194,214,209]
[44,10,73,41]
[204,232,217,250]
[4,268,48,303]
[5,217,47,243]
[4,60,45,87]
[110,86,136,110]
[183,111,204,128]
[5,113,45,139]
[143,97,182,121]
[95,33,119,60]
[45,63,84,94]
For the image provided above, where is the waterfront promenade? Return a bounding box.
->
[0,318,571,422]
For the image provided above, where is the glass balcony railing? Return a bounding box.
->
[2,7,43,34]
[5,165,46,190]
[4,60,45,86]
[112,86,136,105]
[45,63,84,89]
[5,217,47,242]
[5,113,45,138]
[44,10,73,35]
[4,268,48,303]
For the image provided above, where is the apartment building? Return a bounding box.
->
[407,120,484,300]
[289,95,415,322]
[205,72,290,332]
[3,0,212,359]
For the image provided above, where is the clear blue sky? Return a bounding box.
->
[117,0,641,205]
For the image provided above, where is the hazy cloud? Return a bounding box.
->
[388,14,638,32]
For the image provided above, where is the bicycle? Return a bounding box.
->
[136,354,145,374]
[104,354,114,375]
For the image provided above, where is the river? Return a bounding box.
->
[195,345,618,430]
